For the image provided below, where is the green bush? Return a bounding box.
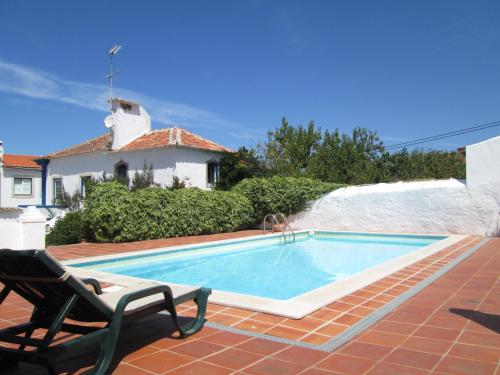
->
[46,211,83,246]
[83,182,134,242]
[232,177,345,223]
[83,183,254,243]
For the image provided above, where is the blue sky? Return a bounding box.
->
[1,0,499,155]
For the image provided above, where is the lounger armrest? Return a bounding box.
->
[114,285,172,315]
[80,278,103,295]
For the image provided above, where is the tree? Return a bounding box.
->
[264,117,321,176]
[307,127,384,184]
[216,147,268,190]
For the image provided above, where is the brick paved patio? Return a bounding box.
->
[1,232,498,374]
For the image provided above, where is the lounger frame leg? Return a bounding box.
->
[165,287,211,338]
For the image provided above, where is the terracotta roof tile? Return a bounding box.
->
[47,127,231,158]
[122,127,232,153]
[47,133,111,158]
[2,154,42,170]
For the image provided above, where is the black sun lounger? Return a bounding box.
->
[0,249,211,375]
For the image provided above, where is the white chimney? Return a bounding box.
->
[0,140,4,166]
[104,98,151,150]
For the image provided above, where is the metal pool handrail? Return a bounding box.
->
[263,213,296,243]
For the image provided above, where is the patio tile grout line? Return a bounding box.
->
[205,237,489,353]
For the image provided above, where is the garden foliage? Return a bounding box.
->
[232,176,345,223]
[46,211,83,246]
[83,182,255,242]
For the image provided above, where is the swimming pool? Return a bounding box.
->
[73,232,444,300]
[67,231,462,318]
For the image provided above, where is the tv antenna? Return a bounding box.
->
[108,44,122,112]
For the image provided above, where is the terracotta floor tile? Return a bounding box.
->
[200,331,250,347]
[400,336,453,355]
[245,357,307,375]
[357,331,407,347]
[384,348,441,370]
[208,313,244,326]
[339,295,367,305]
[301,368,339,375]
[169,340,225,358]
[299,333,331,345]
[204,348,263,370]
[338,341,392,361]
[281,316,324,332]
[332,313,362,325]
[310,308,343,321]
[458,331,500,348]
[315,322,348,337]
[251,313,287,325]
[120,344,162,362]
[347,306,374,317]
[366,362,429,375]
[233,319,274,333]
[325,301,356,312]
[166,361,233,374]
[235,338,288,356]
[371,320,418,335]
[112,363,155,375]
[273,346,328,367]
[316,353,376,375]
[447,343,500,363]
[361,299,386,309]
[265,325,306,340]
[413,326,461,342]
[129,350,192,374]
[434,356,497,375]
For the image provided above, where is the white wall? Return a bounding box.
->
[289,135,500,236]
[0,167,42,207]
[289,179,488,235]
[46,147,222,203]
[0,207,46,250]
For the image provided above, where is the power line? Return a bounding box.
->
[385,120,500,151]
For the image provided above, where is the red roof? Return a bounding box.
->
[2,154,42,170]
[47,127,231,158]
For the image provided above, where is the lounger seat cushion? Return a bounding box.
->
[100,282,201,315]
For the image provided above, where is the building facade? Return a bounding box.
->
[0,142,42,208]
[39,98,230,205]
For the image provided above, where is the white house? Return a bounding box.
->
[39,98,231,205]
[0,141,42,208]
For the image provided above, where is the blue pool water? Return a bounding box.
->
[75,232,444,300]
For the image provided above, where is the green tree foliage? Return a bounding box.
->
[264,118,322,176]
[307,128,384,184]
[262,117,465,184]
[216,147,268,190]
[232,176,345,223]
[375,148,465,182]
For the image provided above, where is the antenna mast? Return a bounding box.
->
[108,44,122,112]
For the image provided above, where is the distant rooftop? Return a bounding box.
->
[47,127,232,158]
[2,154,41,170]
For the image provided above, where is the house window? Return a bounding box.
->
[207,162,219,187]
[13,178,32,196]
[80,176,92,197]
[114,160,129,185]
[53,178,63,204]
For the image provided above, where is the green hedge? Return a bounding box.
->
[232,177,345,223]
[83,182,254,242]
[46,211,83,246]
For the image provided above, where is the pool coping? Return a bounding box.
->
[64,230,466,319]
